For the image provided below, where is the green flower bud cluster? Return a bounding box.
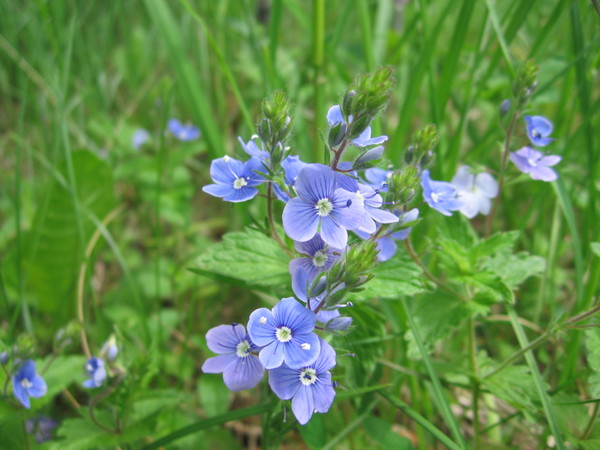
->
[512,60,538,108]
[257,90,293,167]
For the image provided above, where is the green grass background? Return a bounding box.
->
[1,0,599,448]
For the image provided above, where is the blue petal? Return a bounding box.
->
[259,340,285,369]
[209,157,238,184]
[292,385,315,425]
[13,376,30,408]
[377,237,398,261]
[223,355,264,391]
[320,217,348,248]
[352,126,388,147]
[283,198,320,242]
[223,186,259,203]
[530,166,558,182]
[313,339,337,373]
[285,333,320,369]
[294,164,336,203]
[312,376,336,413]
[202,354,237,373]
[269,365,300,400]
[248,308,277,347]
[272,298,316,335]
[294,233,326,256]
[206,324,245,354]
[326,105,344,126]
[202,183,235,199]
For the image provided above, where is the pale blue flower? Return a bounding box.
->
[202,324,264,391]
[525,115,554,147]
[168,119,200,141]
[132,129,150,149]
[451,166,498,219]
[13,360,47,408]
[202,156,265,202]
[268,338,336,425]
[510,147,561,182]
[421,170,463,216]
[83,357,106,388]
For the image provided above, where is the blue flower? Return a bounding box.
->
[101,336,118,362]
[364,167,392,192]
[282,164,366,248]
[354,208,419,262]
[268,337,336,425]
[168,119,201,141]
[450,166,498,219]
[12,360,47,408]
[421,170,463,216]
[202,156,265,202]
[202,324,264,391]
[247,297,320,370]
[326,105,387,147]
[525,115,554,147]
[132,129,150,149]
[26,416,58,443]
[289,233,344,286]
[83,357,107,388]
[274,155,308,202]
[238,135,270,162]
[510,147,561,182]
[354,183,399,233]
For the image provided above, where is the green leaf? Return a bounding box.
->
[24,150,116,319]
[363,416,413,449]
[40,355,87,406]
[198,375,230,417]
[591,242,600,258]
[348,252,430,301]
[471,231,520,262]
[455,271,515,306]
[298,414,327,450]
[481,251,546,289]
[585,327,600,398]
[193,228,289,291]
[405,293,472,359]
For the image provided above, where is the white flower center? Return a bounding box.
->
[313,250,327,268]
[233,178,248,189]
[301,343,311,350]
[21,378,32,389]
[531,129,541,138]
[527,158,538,167]
[315,198,333,216]
[276,326,293,343]
[86,363,93,371]
[299,368,318,386]
[355,191,365,202]
[431,192,440,203]
[236,340,251,357]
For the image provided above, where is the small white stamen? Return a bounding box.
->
[276,326,293,343]
[431,192,440,203]
[21,378,32,389]
[301,343,311,350]
[233,177,248,189]
[223,155,231,163]
[259,316,267,325]
[236,340,251,357]
[527,158,538,167]
[316,198,333,216]
[85,364,93,371]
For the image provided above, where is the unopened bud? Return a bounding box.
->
[500,99,511,117]
[326,316,353,332]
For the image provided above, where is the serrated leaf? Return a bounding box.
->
[193,228,289,290]
[481,252,545,289]
[437,238,473,276]
[454,271,514,305]
[471,231,520,261]
[348,252,430,301]
[405,293,472,359]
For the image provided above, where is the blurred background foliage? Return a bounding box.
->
[0,0,599,448]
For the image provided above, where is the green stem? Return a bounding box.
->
[506,304,565,449]
[266,183,292,257]
[468,317,481,448]
[581,401,600,440]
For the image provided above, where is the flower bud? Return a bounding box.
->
[326,316,353,332]
[499,99,511,117]
[352,145,384,170]
[328,121,347,148]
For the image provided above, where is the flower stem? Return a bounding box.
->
[266,183,292,257]
[485,110,519,236]
[468,316,481,448]
[330,139,349,170]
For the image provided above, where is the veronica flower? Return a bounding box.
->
[83,357,107,388]
[247,297,320,370]
[101,336,118,362]
[274,155,308,202]
[132,129,150,149]
[202,156,265,202]
[354,183,399,233]
[269,338,336,425]
[201,324,264,391]
[450,166,498,219]
[26,416,58,444]
[291,268,341,323]
[168,119,201,141]
[238,135,269,162]
[12,360,47,409]
[421,170,463,216]
[282,164,365,248]
[355,208,419,262]
[510,147,561,182]
[327,105,387,147]
[289,233,344,286]
[525,115,554,147]
[364,167,392,192]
